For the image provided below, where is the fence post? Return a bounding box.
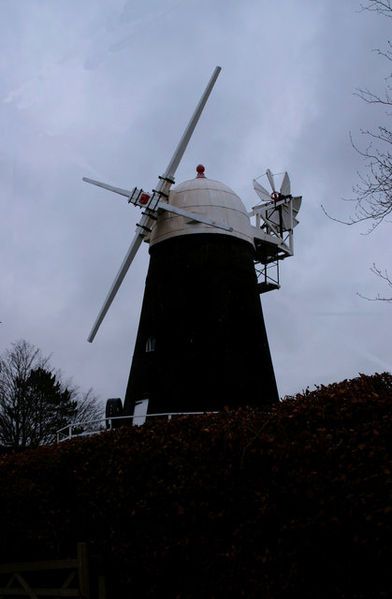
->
[77,542,90,599]
[98,575,107,599]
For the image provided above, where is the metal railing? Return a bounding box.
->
[56,411,217,443]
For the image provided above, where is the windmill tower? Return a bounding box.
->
[84,67,301,421]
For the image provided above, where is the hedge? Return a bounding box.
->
[0,372,391,598]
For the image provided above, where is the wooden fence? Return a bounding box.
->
[0,543,106,598]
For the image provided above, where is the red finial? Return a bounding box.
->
[196,164,206,178]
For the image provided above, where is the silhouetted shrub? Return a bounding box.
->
[0,372,391,598]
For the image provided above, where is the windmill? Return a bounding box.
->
[83,67,302,422]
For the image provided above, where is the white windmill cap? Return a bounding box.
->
[149,165,254,247]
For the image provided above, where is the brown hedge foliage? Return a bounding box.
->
[0,372,391,598]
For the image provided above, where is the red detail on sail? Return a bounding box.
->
[139,193,151,205]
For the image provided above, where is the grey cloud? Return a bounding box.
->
[1,0,390,405]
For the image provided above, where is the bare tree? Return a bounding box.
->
[323,1,392,300]
[0,340,50,447]
[67,385,103,427]
[350,15,392,233]
[0,340,102,448]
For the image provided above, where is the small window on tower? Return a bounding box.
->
[145,336,156,352]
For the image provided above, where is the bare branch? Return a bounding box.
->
[358,263,392,301]
[360,1,392,18]
[354,87,392,105]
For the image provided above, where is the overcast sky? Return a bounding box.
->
[1,0,391,407]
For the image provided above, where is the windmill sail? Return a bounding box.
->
[280,172,291,196]
[86,66,222,342]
